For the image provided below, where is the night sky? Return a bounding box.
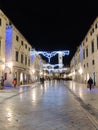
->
[0,1,98,66]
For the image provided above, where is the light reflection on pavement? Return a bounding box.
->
[0,80,97,130]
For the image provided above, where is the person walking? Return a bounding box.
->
[0,76,4,89]
[13,78,17,87]
[87,77,93,90]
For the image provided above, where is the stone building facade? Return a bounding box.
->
[70,17,98,86]
[0,10,8,78]
[0,9,42,86]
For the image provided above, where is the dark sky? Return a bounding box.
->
[0,1,98,66]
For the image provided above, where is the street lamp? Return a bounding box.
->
[79,68,83,75]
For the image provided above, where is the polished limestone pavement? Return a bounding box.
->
[65,81,98,128]
[0,80,97,130]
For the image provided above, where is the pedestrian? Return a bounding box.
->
[0,76,4,89]
[13,78,17,87]
[40,77,44,84]
[87,77,93,90]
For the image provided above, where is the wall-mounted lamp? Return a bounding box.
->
[5,62,13,74]
[79,68,83,74]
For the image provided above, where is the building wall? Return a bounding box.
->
[0,10,8,78]
[30,50,43,82]
[0,9,46,86]
[70,17,98,86]
[5,23,33,86]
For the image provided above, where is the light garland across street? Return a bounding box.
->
[30,49,70,63]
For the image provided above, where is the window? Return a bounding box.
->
[25,56,27,65]
[97,36,98,49]
[28,47,30,51]
[21,54,23,63]
[16,51,19,62]
[0,18,1,26]
[90,31,92,36]
[28,59,30,66]
[25,44,27,49]
[91,40,94,53]
[0,40,1,56]
[92,60,95,65]
[92,28,94,33]
[86,48,88,57]
[83,49,85,59]
[16,35,19,41]
[87,63,88,67]
[21,41,24,46]
[95,23,98,28]
[86,37,88,42]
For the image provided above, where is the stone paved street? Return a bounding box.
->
[65,81,98,123]
[0,80,97,130]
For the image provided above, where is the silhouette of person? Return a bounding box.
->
[87,77,93,90]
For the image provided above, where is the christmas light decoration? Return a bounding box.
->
[30,49,70,63]
[43,63,64,68]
